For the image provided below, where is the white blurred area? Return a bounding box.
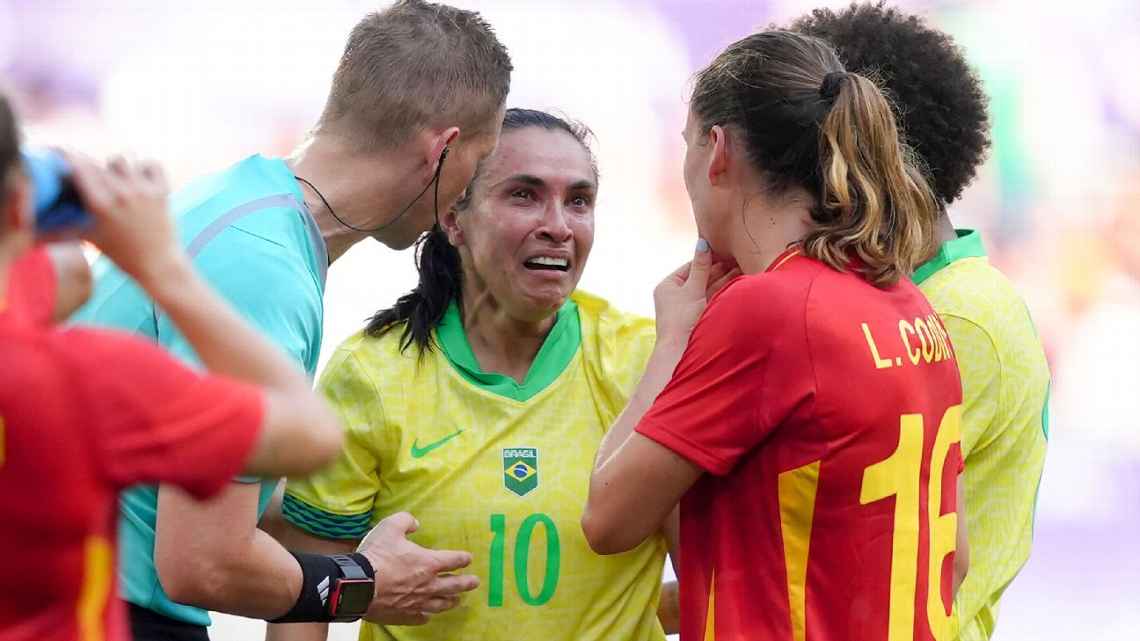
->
[4,0,1140,639]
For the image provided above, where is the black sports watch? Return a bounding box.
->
[327,554,375,622]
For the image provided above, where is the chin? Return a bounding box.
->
[372,230,419,251]
[521,292,569,319]
[390,237,419,251]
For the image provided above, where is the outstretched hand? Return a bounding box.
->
[357,512,479,626]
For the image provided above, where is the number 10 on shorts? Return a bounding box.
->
[489,513,561,607]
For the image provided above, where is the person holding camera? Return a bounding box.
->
[0,93,345,641]
[74,1,513,638]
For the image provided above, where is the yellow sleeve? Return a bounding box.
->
[946,311,1049,640]
[941,314,1000,460]
[282,349,385,540]
[608,316,657,401]
[586,306,656,422]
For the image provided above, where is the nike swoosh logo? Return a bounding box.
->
[410,429,464,458]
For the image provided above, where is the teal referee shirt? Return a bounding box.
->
[75,154,328,626]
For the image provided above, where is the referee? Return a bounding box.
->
[76,1,512,638]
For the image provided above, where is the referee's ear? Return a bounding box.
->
[428,127,460,175]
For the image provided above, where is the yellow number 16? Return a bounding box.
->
[861,405,962,641]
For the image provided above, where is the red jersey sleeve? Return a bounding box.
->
[637,275,816,475]
[60,327,265,499]
[6,247,57,326]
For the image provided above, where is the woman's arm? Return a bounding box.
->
[954,476,969,595]
[657,580,681,635]
[582,339,702,554]
[264,523,359,641]
[583,243,738,554]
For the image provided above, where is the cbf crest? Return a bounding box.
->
[503,447,538,497]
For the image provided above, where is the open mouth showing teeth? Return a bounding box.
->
[523,256,570,272]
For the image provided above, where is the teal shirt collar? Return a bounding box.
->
[257,154,329,288]
[435,298,581,402]
[913,229,987,285]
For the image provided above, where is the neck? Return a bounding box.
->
[935,213,958,247]
[0,236,21,305]
[459,288,559,384]
[728,193,814,274]
[0,258,9,307]
[286,134,416,264]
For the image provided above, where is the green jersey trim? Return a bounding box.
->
[913,229,987,285]
[435,298,581,402]
[281,494,373,540]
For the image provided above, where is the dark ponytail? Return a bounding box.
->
[365,224,462,352]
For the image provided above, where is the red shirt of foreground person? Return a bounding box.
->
[638,248,964,641]
[4,247,56,327]
[0,253,265,641]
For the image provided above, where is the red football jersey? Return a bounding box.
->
[638,248,964,641]
[0,256,265,641]
[4,246,56,327]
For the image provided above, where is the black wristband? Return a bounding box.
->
[348,552,375,579]
[271,552,373,623]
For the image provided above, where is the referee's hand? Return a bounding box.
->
[357,512,478,625]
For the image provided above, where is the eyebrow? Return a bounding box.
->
[496,174,597,192]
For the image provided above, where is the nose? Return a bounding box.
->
[537,201,572,244]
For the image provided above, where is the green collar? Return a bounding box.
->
[913,229,987,285]
[435,298,581,402]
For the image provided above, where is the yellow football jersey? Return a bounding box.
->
[914,230,1049,641]
[284,290,666,641]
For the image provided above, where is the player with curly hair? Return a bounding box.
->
[794,5,1050,640]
